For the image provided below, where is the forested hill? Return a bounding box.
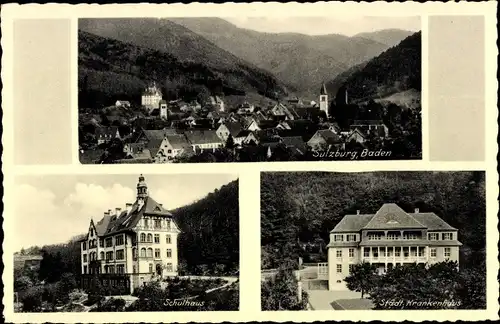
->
[78,27,288,108]
[169,18,412,96]
[172,180,239,275]
[261,172,485,269]
[327,31,421,103]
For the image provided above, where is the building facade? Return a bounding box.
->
[80,175,180,294]
[326,203,461,290]
[141,82,163,111]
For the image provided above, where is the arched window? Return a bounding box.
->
[140,233,146,242]
[140,248,146,258]
[100,252,104,260]
[147,233,153,242]
[149,263,153,273]
[132,248,137,260]
[147,248,153,258]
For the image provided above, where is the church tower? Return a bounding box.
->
[137,174,148,205]
[319,83,329,119]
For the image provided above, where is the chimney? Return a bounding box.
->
[104,211,110,216]
[159,204,163,208]
[414,208,420,213]
[356,210,360,215]
[116,207,122,215]
[126,203,132,213]
[108,209,113,216]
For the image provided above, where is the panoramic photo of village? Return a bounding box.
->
[13,174,239,312]
[260,171,485,310]
[78,16,422,163]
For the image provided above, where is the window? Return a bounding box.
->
[83,242,87,250]
[144,218,149,228]
[166,219,171,230]
[403,233,418,240]
[444,248,451,258]
[336,264,342,273]
[149,263,153,273]
[115,235,124,246]
[154,220,161,228]
[133,266,137,273]
[395,248,401,257]
[116,249,125,260]
[99,239,104,247]
[349,248,354,258]
[140,233,146,242]
[154,234,160,244]
[403,248,409,258]
[334,235,343,242]
[373,249,379,258]
[105,237,113,247]
[380,249,386,257]
[155,248,161,259]
[428,233,439,240]
[418,248,425,257]
[147,248,153,258]
[147,234,153,243]
[336,250,342,258]
[117,265,125,274]
[166,263,173,272]
[83,254,87,262]
[368,234,382,241]
[140,248,146,258]
[100,252,104,260]
[109,265,115,274]
[348,264,354,273]
[363,248,369,257]
[83,266,87,274]
[346,234,356,242]
[166,235,172,244]
[90,228,94,237]
[430,248,437,258]
[443,233,453,240]
[106,251,114,261]
[166,249,172,258]
[387,233,399,240]
[321,96,326,102]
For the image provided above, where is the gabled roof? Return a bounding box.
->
[185,130,222,145]
[363,203,425,229]
[223,122,244,137]
[331,214,374,233]
[409,213,458,231]
[281,136,307,153]
[331,204,458,233]
[146,138,164,157]
[99,196,174,237]
[165,134,191,150]
[313,129,342,145]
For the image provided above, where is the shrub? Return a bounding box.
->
[14,276,33,291]
[21,286,44,312]
[90,297,126,312]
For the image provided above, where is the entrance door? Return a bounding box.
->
[156,264,162,276]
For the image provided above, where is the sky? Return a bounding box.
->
[223,16,421,37]
[13,174,238,251]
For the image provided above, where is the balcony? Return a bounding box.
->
[362,255,427,263]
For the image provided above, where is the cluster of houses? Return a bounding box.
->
[89,83,390,163]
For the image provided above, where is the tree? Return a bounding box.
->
[225,134,235,149]
[261,267,308,310]
[344,262,378,298]
[20,286,44,312]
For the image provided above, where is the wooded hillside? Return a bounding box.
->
[173,180,240,275]
[79,27,288,108]
[328,31,421,103]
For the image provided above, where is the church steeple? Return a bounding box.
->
[319,82,329,119]
[137,174,148,200]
